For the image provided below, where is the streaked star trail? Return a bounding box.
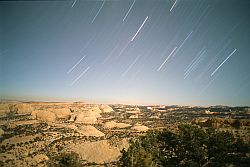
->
[122,55,141,77]
[71,0,77,8]
[2,0,250,106]
[123,0,136,22]
[131,16,149,41]
[67,55,86,74]
[172,31,193,57]
[91,0,106,24]
[199,72,220,95]
[211,49,237,76]
[157,47,177,71]
[170,0,178,12]
[184,48,206,73]
[70,67,90,86]
[184,49,206,79]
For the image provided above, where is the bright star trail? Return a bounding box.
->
[2,0,250,106]
[170,0,178,12]
[211,48,237,76]
[131,16,148,41]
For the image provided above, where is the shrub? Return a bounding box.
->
[48,152,82,167]
[119,124,250,167]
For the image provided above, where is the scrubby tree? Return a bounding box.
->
[48,152,82,167]
[119,124,250,167]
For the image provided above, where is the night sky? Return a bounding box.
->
[1,0,250,106]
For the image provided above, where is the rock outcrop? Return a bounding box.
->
[99,104,113,113]
[75,110,101,124]
[90,106,102,113]
[31,110,57,122]
[69,114,77,122]
[104,121,131,129]
[75,114,98,124]
[9,103,34,114]
[131,124,149,132]
[50,108,71,120]
[70,139,129,164]
[77,125,105,137]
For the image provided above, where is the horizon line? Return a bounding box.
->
[1,98,249,108]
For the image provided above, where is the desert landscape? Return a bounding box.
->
[0,102,249,166]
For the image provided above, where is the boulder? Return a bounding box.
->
[69,114,77,122]
[77,125,105,137]
[90,106,102,113]
[31,110,57,122]
[0,128,4,137]
[104,121,117,129]
[13,103,34,114]
[75,110,101,124]
[131,125,149,132]
[99,104,113,113]
[50,108,71,119]
[75,114,98,124]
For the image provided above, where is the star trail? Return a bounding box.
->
[157,47,177,71]
[211,48,237,77]
[1,0,250,106]
[123,0,136,22]
[67,55,86,74]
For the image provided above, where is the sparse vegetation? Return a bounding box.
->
[119,124,250,167]
[0,103,249,166]
[48,152,82,167]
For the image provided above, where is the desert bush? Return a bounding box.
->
[119,124,250,167]
[48,152,82,167]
